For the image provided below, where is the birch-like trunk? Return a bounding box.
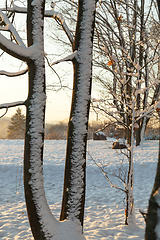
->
[135,0,144,146]
[125,104,136,225]
[60,0,96,229]
[140,40,149,144]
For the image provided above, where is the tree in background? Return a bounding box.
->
[46,121,68,140]
[7,108,25,139]
[55,0,160,147]
[91,0,160,225]
[93,0,160,147]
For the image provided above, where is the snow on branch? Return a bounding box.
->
[0,5,27,14]
[135,105,155,122]
[0,32,37,62]
[45,10,74,45]
[51,50,77,65]
[0,10,25,47]
[0,4,74,45]
[0,100,26,109]
[0,68,28,77]
[0,9,38,61]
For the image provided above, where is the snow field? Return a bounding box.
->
[0,139,159,239]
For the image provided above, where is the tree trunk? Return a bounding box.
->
[60,0,96,229]
[23,1,53,239]
[145,4,160,238]
[135,0,144,146]
[145,122,160,240]
[24,60,46,240]
[125,108,135,225]
[125,151,135,225]
[157,0,160,19]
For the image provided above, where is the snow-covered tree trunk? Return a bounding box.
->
[145,139,160,240]
[135,0,144,146]
[60,0,96,228]
[125,104,136,225]
[23,1,54,239]
[145,3,160,238]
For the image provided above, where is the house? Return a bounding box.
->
[93,131,107,140]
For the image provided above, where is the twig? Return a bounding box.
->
[0,107,8,118]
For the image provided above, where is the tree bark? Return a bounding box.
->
[135,0,144,146]
[125,106,136,225]
[145,4,160,239]
[145,123,160,240]
[157,0,160,19]
[60,0,96,229]
[23,1,48,239]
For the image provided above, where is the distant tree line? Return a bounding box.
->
[6,108,159,140]
[45,122,68,140]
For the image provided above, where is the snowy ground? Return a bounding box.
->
[0,139,159,239]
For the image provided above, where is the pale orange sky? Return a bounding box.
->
[0,1,99,123]
[0,62,72,123]
[0,59,98,123]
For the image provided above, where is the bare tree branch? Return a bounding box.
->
[0,100,26,109]
[0,32,36,62]
[0,10,25,46]
[87,151,127,193]
[0,4,74,45]
[51,50,77,65]
[0,67,28,77]
[0,107,8,118]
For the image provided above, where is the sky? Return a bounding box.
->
[0,1,99,123]
[0,54,73,123]
[0,51,98,124]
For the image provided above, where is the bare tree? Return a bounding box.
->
[89,0,160,225]
[93,0,160,146]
